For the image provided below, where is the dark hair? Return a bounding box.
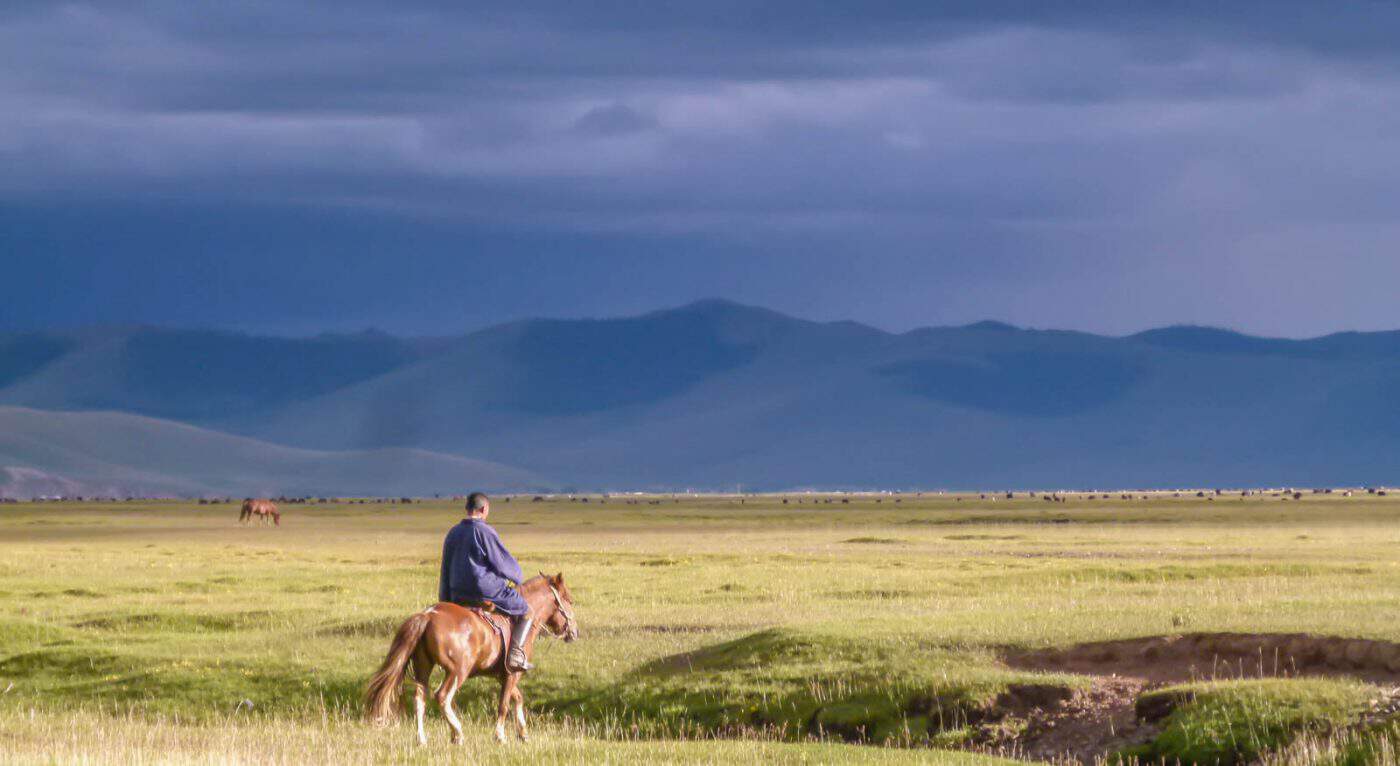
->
[466,492,490,515]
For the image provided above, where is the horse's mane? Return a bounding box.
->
[518,575,551,597]
[518,574,572,607]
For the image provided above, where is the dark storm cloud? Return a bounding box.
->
[5,2,1400,336]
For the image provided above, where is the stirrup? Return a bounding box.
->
[506,649,533,672]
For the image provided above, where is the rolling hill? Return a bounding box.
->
[0,406,540,498]
[2,300,1399,494]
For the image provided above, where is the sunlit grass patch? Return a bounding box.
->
[1124,678,1375,764]
[1262,718,1400,766]
[560,628,1069,745]
[0,705,1018,765]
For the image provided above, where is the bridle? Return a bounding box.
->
[538,573,576,639]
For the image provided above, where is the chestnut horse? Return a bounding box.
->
[365,573,578,744]
[239,498,280,525]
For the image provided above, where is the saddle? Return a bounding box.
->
[461,601,512,668]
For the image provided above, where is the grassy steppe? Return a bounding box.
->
[2,493,1399,763]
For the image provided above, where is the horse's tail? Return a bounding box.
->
[365,611,431,726]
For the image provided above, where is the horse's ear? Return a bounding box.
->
[555,572,564,584]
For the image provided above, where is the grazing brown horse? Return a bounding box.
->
[238,498,280,525]
[365,573,578,745]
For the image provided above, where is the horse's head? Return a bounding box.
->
[539,572,578,642]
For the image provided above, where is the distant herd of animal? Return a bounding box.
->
[228,488,1394,529]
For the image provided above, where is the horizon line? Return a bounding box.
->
[4,297,1394,344]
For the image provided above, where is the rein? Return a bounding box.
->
[536,573,576,638]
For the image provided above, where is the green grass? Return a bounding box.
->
[1126,679,1373,764]
[1263,718,1400,766]
[2,493,1400,763]
[564,627,1042,744]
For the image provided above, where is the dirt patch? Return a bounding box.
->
[1004,632,1400,685]
[979,633,1400,764]
[973,678,1157,764]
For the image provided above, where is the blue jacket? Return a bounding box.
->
[438,519,526,613]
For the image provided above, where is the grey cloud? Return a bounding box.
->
[6,2,1400,338]
[571,104,658,137]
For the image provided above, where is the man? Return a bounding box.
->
[438,492,534,672]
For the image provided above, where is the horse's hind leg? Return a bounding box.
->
[434,671,465,745]
[411,654,431,746]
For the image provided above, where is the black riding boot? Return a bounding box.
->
[507,614,534,672]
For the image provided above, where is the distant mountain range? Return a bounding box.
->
[2,300,1398,496]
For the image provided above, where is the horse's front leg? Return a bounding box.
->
[511,683,528,741]
[494,677,511,743]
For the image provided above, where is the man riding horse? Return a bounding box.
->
[367,491,576,744]
[438,492,534,673]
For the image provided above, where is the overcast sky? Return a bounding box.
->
[5,2,1400,337]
